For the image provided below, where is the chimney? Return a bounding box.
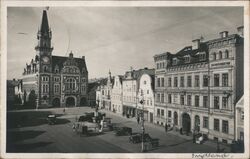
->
[237,26,244,37]
[82,56,85,59]
[219,31,228,38]
[192,39,200,50]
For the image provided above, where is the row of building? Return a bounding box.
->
[96,27,244,144]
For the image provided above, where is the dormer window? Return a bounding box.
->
[199,52,206,61]
[172,58,177,65]
[184,55,190,63]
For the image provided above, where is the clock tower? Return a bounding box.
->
[35,10,53,73]
[35,10,54,107]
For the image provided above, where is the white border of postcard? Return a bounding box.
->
[1,1,249,159]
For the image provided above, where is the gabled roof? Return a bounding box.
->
[51,55,88,73]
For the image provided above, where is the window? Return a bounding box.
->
[195,75,200,87]
[203,117,209,128]
[54,84,60,93]
[214,119,220,131]
[144,81,146,85]
[161,78,164,87]
[203,75,209,87]
[157,109,160,117]
[168,94,172,103]
[199,53,206,61]
[180,95,185,105]
[241,111,244,121]
[174,77,178,87]
[157,63,159,69]
[222,97,228,109]
[222,73,228,86]
[157,94,160,103]
[187,76,192,87]
[168,111,172,118]
[184,56,190,63]
[173,94,178,104]
[195,96,199,107]
[161,94,164,103]
[203,96,208,108]
[180,76,184,87]
[214,96,220,109]
[187,95,192,106]
[219,51,222,59]
[168,77,172,87]
[225,50,229,58]
[161,109,164,116]
[222,120,228,134]
[173,59,177,65]
[213,52,216,60]
[147,90,149,94]
[66,78,76,90]
[214,74,220,87]
[157,78,160,87]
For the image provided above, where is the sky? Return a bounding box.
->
[7,7,243,80]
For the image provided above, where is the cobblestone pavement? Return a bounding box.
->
[6,107,230,153]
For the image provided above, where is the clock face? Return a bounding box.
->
[42,56,50,63]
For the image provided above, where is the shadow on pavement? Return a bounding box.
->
[7,130,45,143]
[7,111,52,129]
[7,141,53,152]
[54,118,71,125]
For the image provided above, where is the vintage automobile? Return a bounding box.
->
[114,126,132,136]
[47,114,57,125]
[78,115,93,122]
[129,133,159,148]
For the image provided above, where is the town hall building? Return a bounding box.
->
[22,10,88,108]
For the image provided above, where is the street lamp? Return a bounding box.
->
[139,89,145,152]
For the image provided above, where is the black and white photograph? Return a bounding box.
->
[1,1,249,158]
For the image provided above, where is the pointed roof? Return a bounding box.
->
[40,10,49,33]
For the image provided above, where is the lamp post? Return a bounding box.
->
[139,89,145,152]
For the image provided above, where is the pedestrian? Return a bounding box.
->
[165,123,168,133]
[137,116,140,124]
[180,127,183,135]
[63,108,66,114]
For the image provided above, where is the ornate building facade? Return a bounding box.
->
[111,75,123,114]
[22,10,88,108]
[153,26,244,144]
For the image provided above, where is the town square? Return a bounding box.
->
[4,3,247,156]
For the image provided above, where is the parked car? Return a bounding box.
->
[114,126,132,136]
[129,133,159,147]
[78,115,93,122]
[47,114,57,125]
[129,133,141,143]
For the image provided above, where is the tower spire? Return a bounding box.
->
[40,10,49,33]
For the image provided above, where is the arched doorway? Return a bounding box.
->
[174,112,178,126]
[66,97,75,107]
[182,113,191,134]
[80,97,87,106]
[194,115,200,133]
[52,98,60,107]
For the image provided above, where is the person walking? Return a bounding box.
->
[165,123,168,133]
[137,116,140,124]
